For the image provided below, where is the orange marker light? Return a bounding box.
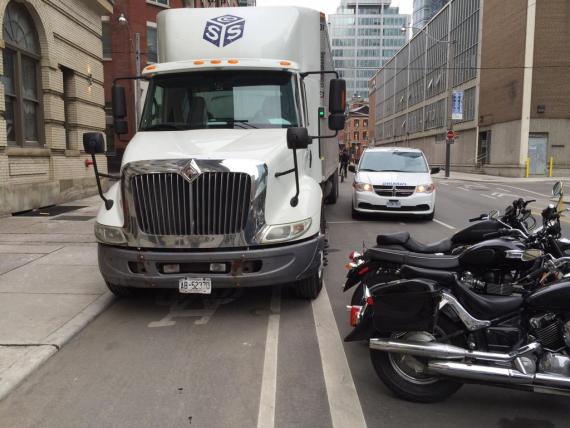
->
[194,60,205,65]
[145,65,156,72]
[280,61,291,67]
[228,59,239,64]
[211,59,222,64]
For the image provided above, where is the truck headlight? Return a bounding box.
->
[353,182,374,192]
[416,183,435,194]
[261,218,312,243]
[95,223,127,245]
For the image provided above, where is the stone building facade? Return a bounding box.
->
[0,0,113,216]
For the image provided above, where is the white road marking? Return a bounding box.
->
[458,186,470,191]
[497,183,553,198]
[439,182,449,186]
[433,219,456,230]
[312,283,367,428]
[491,191,519,199]
[256,286,281,428]
[480,194,497,200]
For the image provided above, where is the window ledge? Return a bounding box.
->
[6,147,50,157]
[146,0,170,8]
[65,149,80,157]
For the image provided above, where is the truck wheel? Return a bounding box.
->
[293,271,323,300]
[105,281,135,298]
[325,170,339,204]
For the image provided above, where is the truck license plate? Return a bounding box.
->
[387,200,401,208]
[178,277,212,294]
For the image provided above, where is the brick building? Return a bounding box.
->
[0,0,113,216]
[339,97,369,163]
[369,0,570,177]
[103,0,252,171]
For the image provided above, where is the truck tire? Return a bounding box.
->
[293,271,323,299]
[106,281,135,298]
[325,170,339,204]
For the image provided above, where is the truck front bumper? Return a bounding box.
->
[98,235,324,289]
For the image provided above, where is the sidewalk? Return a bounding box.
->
[433,170,570,183]
[0,195,114,401]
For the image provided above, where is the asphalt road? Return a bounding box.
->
[0,176,569,428]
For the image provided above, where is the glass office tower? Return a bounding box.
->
[329,0,410,100]
[413,0,447,30]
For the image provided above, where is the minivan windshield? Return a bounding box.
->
[140,70,301,131]
[359,151,428,173]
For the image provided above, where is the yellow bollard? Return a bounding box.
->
[525,158,530,178]
[549,157,553,177]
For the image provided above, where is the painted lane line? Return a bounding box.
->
[433,219,456,230]
[498,183,553,199]
[458,187,470,192]
[312,283,367,428]
[480,194,497,200]
[257,286,281,428]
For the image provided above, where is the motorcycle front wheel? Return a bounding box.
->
[370,316,464,403]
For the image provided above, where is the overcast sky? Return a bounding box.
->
[255,0,413,17]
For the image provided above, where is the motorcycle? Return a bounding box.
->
[344,182,569,304]
[345,254,570,402]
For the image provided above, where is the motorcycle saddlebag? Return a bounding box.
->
[372,279,442,334]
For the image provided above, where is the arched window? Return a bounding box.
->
[3,1,42,146]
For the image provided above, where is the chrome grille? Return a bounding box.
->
[131,172,251,236]
[373,185,416,197]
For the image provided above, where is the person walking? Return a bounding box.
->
[339,149,349,182]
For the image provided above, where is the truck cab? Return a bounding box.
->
[85,7,345,299]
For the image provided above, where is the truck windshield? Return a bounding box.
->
[359,151,429,173]
[140,70,301,131]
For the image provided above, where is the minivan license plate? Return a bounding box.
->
[387,200,401,208]
[179,277,212,294]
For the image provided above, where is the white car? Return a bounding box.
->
[350,148,439,220]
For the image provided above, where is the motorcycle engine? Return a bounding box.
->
[529,313,566,351]
[461,271,513,296]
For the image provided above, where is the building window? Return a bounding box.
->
[354,119,359,129]
[147,22,157,63]
[363,131,368,140]
[61,67,73,149]
[147,0,169,6]
[2,1,42,147]
[354,131,359,140]
[102,16,112,60]
[363,119,368,128]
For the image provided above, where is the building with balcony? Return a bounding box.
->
[412,0,447,31]
[369,0,570,177]
[0,0,113,216]
[329,0,410,100]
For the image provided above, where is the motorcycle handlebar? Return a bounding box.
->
[469,214,486,222]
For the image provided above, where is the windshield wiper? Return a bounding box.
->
[142,123,188,131]
[228,120,258,129]
[359,168,381,172]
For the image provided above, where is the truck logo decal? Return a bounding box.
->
[203,15,245,47]
[181,159,201,183]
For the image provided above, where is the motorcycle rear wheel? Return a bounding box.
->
[370,316,464,403]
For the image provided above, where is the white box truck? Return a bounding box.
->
[84,7,346,299]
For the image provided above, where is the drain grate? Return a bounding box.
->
[52,215,95,221]
[13,205,87,217]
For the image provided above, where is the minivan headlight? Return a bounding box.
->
[261,218,312,243]
[353,182,374,192]
[416,183,435,193]
[95,223,127,245]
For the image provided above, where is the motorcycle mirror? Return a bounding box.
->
[552,181,563,197]
[521,249,542,262]
[488,209,499,219]
[505,205,514,217]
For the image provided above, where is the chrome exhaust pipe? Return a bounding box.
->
[369,338,540,362]
[428,361,570,391]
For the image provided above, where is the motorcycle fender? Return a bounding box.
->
[343,277,360,292]
[344,315,375,342]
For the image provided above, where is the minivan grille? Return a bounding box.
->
[373,185,416,197]
[131,172,251,236]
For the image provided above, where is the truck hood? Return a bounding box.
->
[355,171,432,187]
[121,129,289,167]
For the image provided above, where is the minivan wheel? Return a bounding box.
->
[424,210,435,220]
[351,205,361,219]
[106,281,135,298]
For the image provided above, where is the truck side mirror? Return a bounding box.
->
[112,85,128,135]
[287,127,312,150]
[329,79,346,114]
[83,132,105,154]
[328,113,345,131]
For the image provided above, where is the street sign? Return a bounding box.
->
[452,90,464,120]
[447,130,455,140]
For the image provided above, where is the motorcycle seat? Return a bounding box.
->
[451,281,523,319]
[377,232,453,254]
[365,248,460,270]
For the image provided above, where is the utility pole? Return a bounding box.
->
[445,40,456,178]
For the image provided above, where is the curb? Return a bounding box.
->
[434,175,570,184]
[0,292,115,402]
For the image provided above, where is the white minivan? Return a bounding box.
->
[350,147,440,220]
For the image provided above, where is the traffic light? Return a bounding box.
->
[318,107,325,118]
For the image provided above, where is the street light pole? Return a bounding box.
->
[445,40,456,178]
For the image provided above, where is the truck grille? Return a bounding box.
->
[373,185,416,197]
[131,172,251,236]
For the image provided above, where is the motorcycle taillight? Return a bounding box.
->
[349,305,363,327]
